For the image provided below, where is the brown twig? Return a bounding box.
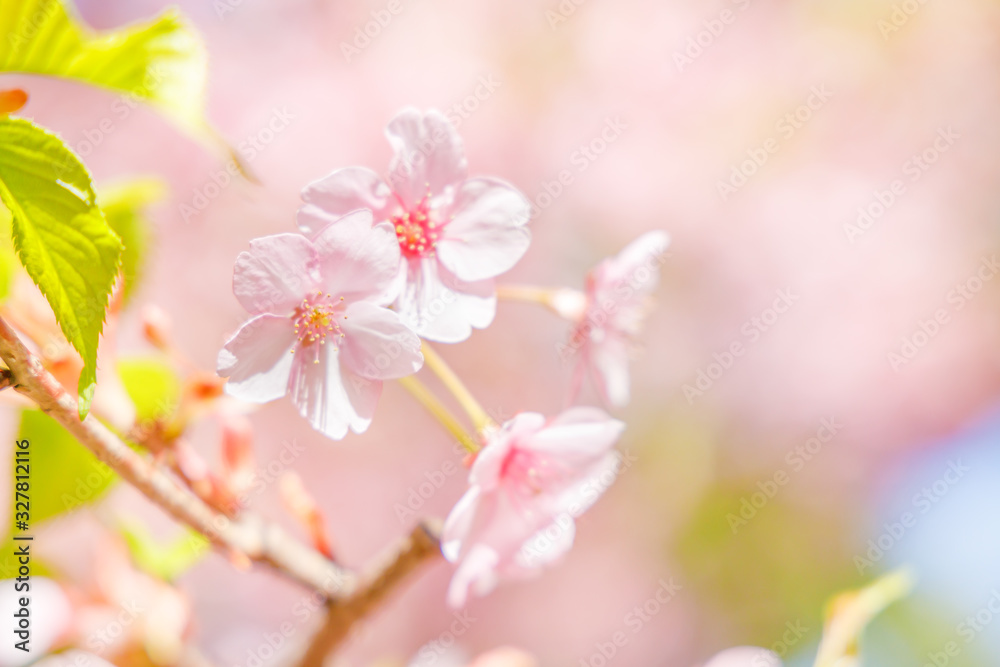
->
[0,314,446,657]
[0,367,13,390]
[296,520,443,667]
[0,315,353,595]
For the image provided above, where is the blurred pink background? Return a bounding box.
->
[8,0,1000,664]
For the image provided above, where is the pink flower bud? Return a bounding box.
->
[141,304,173,351]
[279,472,335,560]
[220,412,255,495]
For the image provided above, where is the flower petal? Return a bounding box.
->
[218,314,297,403]
[525,407,625,461]
[339,301,423,379]
[0,578,72,667]
[394,259,496,343]
[442,485,483,562]
[287,343,379,440]
[313,210,402,304]
[297,167,394,235]
[592,230,670,298]
[468,648,538,667]
[514,515,576,571]
[385,108,467,207]
[233,234,316,316]
[33,653,117,667]
[588,334,632,407]
[703,648,783,667]
[555,450,623,516]
[436,178,532,282]
[447,543,499,608]
[471,412,546,490]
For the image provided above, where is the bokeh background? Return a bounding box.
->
[5,0,1000,665]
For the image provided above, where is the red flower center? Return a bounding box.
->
[502,448,564,498]
[392,197,440,260]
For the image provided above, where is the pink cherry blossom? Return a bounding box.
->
[297,108,532,343]
[701,647,782,667]
[217,210,423,440]
[558,231,670,408]
[442,407,625,607]
[468,647,538,667]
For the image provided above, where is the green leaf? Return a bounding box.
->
[99,179,165,307]
[1,409,118,577]
[119,520,209,582]
[19,410,117,524]
[0,0,217,148]
[0,117,122,418]
[0,206,19,303]
[117,355,180,423]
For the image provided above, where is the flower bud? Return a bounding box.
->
[141,305,173,351]
[547,288,588,321]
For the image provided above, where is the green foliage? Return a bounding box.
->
[118,520,209,582]
[0,0,214,143]
[0,117,122,417]
[0,206,19,303]
[117,356,181,424]
[674,484,860,656]
[100,179,165,307]
[0,410,117,577]
[18,410,117,524]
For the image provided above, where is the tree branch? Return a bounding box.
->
[0,314,445,658]
[296,520,443,667]
[0,315,352,596]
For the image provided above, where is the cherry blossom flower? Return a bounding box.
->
[468,648,539,667]
[556,230,670,408]
[297,108,532,343]
[33,653,116,667]
[442,407,625,607]
[217,210,423,440]
[701,647,782,667]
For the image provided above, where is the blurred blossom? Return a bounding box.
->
[83,534,192,664]
[701,647,782,667]
[0,577,71,667]
[139,304,173,352]
[442,407,624,607]
[32,651,115,667]
[561,230,670,407]
[297,107,532,343]
[217,210,423,439]
[219,410,256,496]
[467,647,538,667]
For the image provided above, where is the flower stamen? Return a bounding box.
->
[392,193,441,260]
[291,291,345,361]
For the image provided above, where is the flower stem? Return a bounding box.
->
[496,284,554,305]
[497,284,588,321]
[420,342,496,434]
[812,568,915,667]
[397,375,480,453]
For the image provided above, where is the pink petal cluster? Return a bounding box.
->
[442,407,625,607]
[701,647,782,667]
[559,231,670,407]
[467,648,538,667]
[297,108,532,343]
[218,210,423,440]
